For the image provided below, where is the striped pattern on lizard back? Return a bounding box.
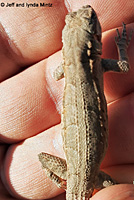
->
[61,7,108,199]
[38,4,131,199]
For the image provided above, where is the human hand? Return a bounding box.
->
[0,0,134,199]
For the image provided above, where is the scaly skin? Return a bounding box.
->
[38,5,131,199]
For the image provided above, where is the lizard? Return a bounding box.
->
[38,5,132,200]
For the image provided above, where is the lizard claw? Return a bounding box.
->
[116,28,121,40]
[122,22,127,38]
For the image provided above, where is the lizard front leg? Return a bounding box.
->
[38,153,67,190]
[43,168,67,190]
[102,23,132,72]
[53,63,64,80]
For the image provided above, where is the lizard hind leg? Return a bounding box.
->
[44,168,67,190]
[95,171,117,189]
[38,152,67,190]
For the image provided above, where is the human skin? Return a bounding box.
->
[0,0,134,199]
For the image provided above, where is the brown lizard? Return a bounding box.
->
[38,5,132,200]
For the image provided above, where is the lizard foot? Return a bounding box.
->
[115,22,133,48]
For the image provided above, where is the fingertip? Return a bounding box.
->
[2,125,64,199]
[91,184,134,200]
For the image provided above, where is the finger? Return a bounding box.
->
[51,193,66,200]
[0,0,67,81]
[0,51,63,142]
[0,176,17,200]
[0,145,7,163]
[91,184,134,200]
[2,93,134,199]
[65,0,134,31]
[0,144,13,200]
[0,23,25,82]
[2,124,65,199]
[0,177,12,200]
[103,93,134,168]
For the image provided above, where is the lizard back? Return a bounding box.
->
[61,5,108,199]
[39,4,131,200]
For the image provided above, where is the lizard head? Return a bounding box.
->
[65,5,102,44]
